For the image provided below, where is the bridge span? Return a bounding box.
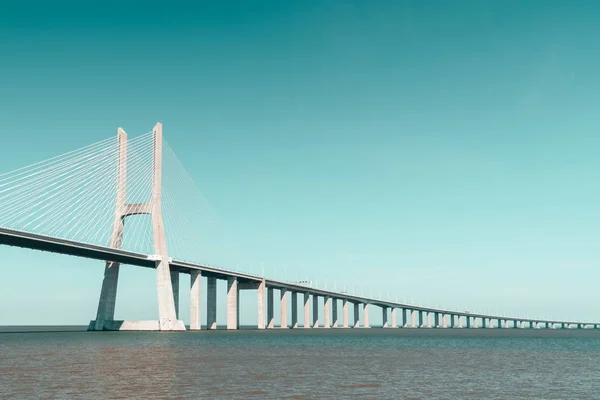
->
[1,225,597,331]
[1,122,597,331]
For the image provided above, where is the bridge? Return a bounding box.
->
[1,123,597,331]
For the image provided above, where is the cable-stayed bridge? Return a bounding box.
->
[0,123,597,331]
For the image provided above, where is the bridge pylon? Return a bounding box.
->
[89,123,185,331]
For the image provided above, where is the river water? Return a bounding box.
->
[1,327,600,399]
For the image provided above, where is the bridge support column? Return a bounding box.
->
[466,316,471,328]
[267,287,274,329]
[458,316,463,328]
[91,128,126,332]
[257,279,266,329]
[170,271,179,319]
[391,308,397,328]
[312,294,319,328]
[226,277,238,330]
[353,303,360,328]
[332,298,338,328]
[155,261,183,331]
[402,309,408,328]
[442,314,447,328]
[280,289,288,328]
[152,123,184,331]
[93,261,120,331]
[382,306,389,328]
[363,304,370,328]
[411,310,417,328]
[303,292,310,328]
[189,270,202,330]
[207,276,217,330]
[291,292,298,328]
[343,299,349,328]
[324,296,331,328]
[434,313,440,328]
[473,317,478,329]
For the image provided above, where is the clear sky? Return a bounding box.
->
[1,1,600,325]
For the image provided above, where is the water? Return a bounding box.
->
[2,328,600,399]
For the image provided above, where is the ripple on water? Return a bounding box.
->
[1,329,600,399]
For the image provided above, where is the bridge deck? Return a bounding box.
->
[0,227,596,327]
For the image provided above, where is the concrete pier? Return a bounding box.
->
[312,294,319,328]
[291,292,298,328]
[332,298,338,328]
[170,271,179,318]
[257,279,266,329]
[458,316,463,328]
[304,292,310,328]
[226,277,238,330]
[466,316,471,328]
[402,309,408,328]
[324,296,331,328]
[267,287,274,329]
[280,289,288,328]
[363,303,370,328]
[442,314,447,328]
[427,312,432,328]
[411,310,416,328]
[189,270,201,330]
[382,306,389,328]
[207,276,217,330]
[353,303,360,328]
[434,313,440,328]
[419,311,425,328]
[391,308,397,328]
[343,299,349,328]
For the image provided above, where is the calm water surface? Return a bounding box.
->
[1,328,600,399]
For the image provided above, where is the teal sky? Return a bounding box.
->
[2,1,600,325]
